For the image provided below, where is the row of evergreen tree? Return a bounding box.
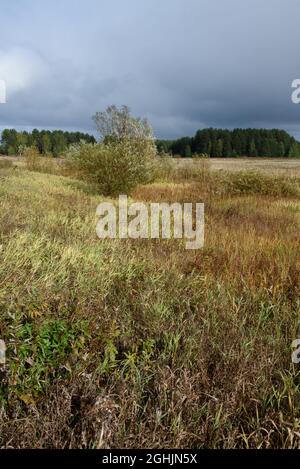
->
[0,129,96,157]
[2,127,300,159]
[156,128,300,158]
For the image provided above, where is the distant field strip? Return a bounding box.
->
[174,157,300,176]
[2,155,300,176]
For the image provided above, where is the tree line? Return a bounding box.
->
[156,128,300,158]
[0,129,96,157]
[2,126,300,159]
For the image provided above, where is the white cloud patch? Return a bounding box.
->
[0,47,48,96]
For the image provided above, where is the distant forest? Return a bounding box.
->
[156,128,300,158]
[1,127,300,158]
[0,129,96,157]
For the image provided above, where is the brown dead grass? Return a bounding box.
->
[0,166,299,448]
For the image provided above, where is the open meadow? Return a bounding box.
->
[2,155,300,175]
[2,0,300,457]
[174,157,300,177]
[0,157,299,448]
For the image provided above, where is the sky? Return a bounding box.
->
[1,0,300,139]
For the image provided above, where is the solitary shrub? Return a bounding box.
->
[66,139,156,196]
[66,106,157,196]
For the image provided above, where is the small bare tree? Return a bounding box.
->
[93,105,154,142]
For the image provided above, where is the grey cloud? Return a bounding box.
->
[1,0,300,139]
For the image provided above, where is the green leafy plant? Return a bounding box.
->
[9,319,89,396]
[66,106,157,196]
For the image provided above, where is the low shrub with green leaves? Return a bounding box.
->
[66,139,156,196]
[66,106,158,196]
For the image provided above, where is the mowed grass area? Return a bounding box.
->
[0,164,299,448]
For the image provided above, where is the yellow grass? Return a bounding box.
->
[173,157,300,177]
[0,165,299,448]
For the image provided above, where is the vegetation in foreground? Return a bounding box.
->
[0,161,299,449]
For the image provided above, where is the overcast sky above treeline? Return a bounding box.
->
[1,0,300,139]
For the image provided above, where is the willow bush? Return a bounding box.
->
[66,106,157,196]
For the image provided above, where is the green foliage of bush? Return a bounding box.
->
[65,106,158,196]
[66,139,156,196]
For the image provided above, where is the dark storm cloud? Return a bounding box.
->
[1,0,300,138]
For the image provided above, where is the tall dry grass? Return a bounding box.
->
[0,164,299,448]
[23,146,63,175]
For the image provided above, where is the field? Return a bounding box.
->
[2,155,300,176]
[0,159,300,448]
[174,157,300,177]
